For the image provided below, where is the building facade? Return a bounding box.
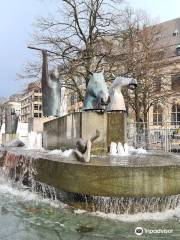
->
[21,81,42,123]
[148,18,180,127]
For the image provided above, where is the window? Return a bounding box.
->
[153,104,163,125]
[34,113,39,118]
[70,95,75,105]
[39,113,42,118]
[171,74,180,92]
[176,46,180,56]
[171,104,180,125]
[155,34,161,41]
[34,104,39,110]
[34,96,39,101]
[173,30,179,36]
[153,77,161,92]
[34,89,40,93]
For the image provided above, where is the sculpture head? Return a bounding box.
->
[108,76,138,111]
[83,70,110,110]
[49,67,60,81]
[128,78,137,90]
[111,76,137,90]
[76,138,87,154]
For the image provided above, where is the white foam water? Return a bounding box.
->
[91,206,180,222]
[74,203,180,222]
[117,142,128,156]
[110,142,147,156]
[0,123,5,134]
[0,176,65,209]
[74,209,87,214]
[110,142,118,156]
[47,149,73,157]
[47,149,63,155]
[28,131,43,149]
[16,122,28,145]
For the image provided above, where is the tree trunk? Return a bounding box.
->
[134,89,143,147]
[143,110,149,150]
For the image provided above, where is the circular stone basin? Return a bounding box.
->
[33,151,180,198]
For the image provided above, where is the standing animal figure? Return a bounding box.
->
[42,51,61,117]
[5,108,19,134]
[83,71,110,110]
[107,76,137,111]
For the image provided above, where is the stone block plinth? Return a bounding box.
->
[43,111,126,154]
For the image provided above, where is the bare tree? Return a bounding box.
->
[20,2,176,134]
[116,8,175,147]
[20,0,124,101]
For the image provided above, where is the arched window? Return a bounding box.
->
[171,74,180,92]
[153,104,162,125]
[176,45,180,56]
[153,77,161,92]
[171,104,180,125]
[173,29,179,36]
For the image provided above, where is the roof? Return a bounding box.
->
[156,18,180,58]
[27,80,41,91]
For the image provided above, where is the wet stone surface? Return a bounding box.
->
[1,147,180,199]
[1,147,180,167]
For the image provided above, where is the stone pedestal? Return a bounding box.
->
[43,111,126,154]
[28,117,55,132]
[1,134,18,145]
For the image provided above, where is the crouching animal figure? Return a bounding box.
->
[107,76,137,111]
[83,71,110,110]
[74,130,100,162]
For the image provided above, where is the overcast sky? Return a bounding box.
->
[0,0,180,97]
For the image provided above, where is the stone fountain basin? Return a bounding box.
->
[1,148,180,198]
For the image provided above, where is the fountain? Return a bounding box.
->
[1,71,180,216]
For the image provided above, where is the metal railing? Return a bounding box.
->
[127,122,180,152]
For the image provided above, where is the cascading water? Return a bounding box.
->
[16,122,28,145]
[1,149,180,239]
[0,150,60,203]
[27,131,43,149]
[0,123,5,146]
[0,149,180,216]
[0,123,5,134]
[91,195,180,214]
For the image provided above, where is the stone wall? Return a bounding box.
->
[43,111,126,153]
[28,117,55,132]
[1,134,17,144]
